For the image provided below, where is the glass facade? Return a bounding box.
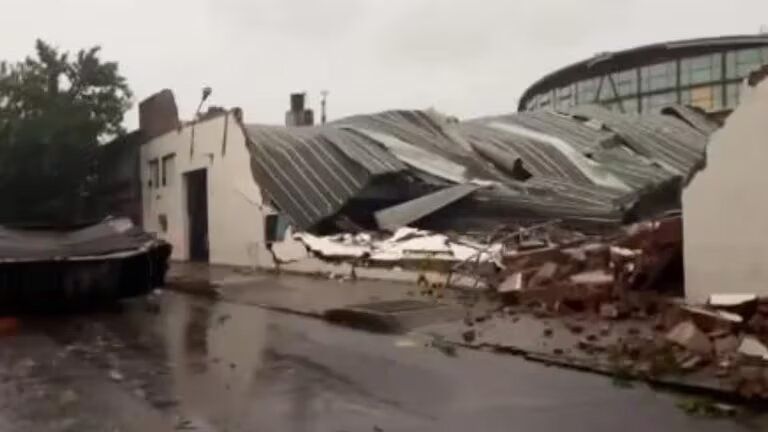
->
[523,43,768,114]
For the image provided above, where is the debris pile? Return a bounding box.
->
[474,214,768,400]
[294,227,503,282]
[296,227,501,264]
[492,216,682,309]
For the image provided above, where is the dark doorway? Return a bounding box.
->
[185,169,209,262]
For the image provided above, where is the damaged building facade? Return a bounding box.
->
[122,87,716,281]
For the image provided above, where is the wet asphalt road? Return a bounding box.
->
[0,290,766,432]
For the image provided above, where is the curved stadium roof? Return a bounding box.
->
[519,34,768,111]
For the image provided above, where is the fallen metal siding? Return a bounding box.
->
[375,184,482,230]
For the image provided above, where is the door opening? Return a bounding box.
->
[185,169,209,262]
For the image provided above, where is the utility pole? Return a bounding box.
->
[320,90,329,124]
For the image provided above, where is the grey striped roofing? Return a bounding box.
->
[242,105,715,231]
[243,124,407,229]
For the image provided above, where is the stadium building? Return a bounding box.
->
[518,34,768,117]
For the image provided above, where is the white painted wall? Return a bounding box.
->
[140,113,275,267]
[683,80,768,303]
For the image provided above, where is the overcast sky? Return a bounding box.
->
[2,0,768,128]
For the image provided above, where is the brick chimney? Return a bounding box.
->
[139,89,181,138]
[285,92,314,127]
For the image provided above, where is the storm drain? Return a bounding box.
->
[324,299,464,334]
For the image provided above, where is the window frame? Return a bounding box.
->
[148,158,160,189]
[161,153,176,188]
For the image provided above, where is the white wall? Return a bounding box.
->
[140,113,274,267]
[683,81,768,303]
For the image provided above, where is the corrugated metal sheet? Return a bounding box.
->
[375,184,482,230]
[244,125,407,230]
[242,105,716,232]
[564,105,707,176]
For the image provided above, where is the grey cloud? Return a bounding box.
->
[1,0,768,126]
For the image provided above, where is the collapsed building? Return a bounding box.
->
[246,104,714,236]
[113,89,716,288]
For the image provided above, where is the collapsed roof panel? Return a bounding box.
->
[565,105,709,176]
[244,124,408,230]
[242,105,716,233]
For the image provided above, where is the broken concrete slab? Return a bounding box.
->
[713,335,741,357]
[680,305,742,331]
[497,273,522,293]
[665,321,712,355]
[738,336,768,361]
[599,303,627,320]
[529,262,559,286]
[707,293,759,321]
[569,270,614,286]
[708,294,758,308]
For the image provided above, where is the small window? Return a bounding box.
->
[161,154,176,187]
[683,85,721,111]
[555,85,574,108]
[577,78,599,104]
[537,91,552,108]
[265,213,290,244]
[598,76,618,102]
[641,62,677,92]
[727,48,763,79]
[619,97,639,113]
[726,82,741,108]
[148,159,159,189]
[681,54,722,86]
[612,69,638,97]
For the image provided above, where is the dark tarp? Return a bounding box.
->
[0,218,162,262]
[0,218,171,311]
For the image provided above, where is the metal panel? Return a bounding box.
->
[375,184,481,231]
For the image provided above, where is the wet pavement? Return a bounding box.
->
[0,290,766,431]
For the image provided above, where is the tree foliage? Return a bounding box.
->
[0,40,132,224]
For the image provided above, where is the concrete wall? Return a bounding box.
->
[683,80,768,302]
[140,112,275,267]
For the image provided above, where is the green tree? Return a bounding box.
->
[0,40,132,224]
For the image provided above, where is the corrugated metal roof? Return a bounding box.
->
[243,124,407,229]
[242,105,716,232]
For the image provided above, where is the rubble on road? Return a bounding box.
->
[665,321,712,355]
[738,337,768,361]
[381,212,768,402]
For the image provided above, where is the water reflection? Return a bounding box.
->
[162,294,269,429]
